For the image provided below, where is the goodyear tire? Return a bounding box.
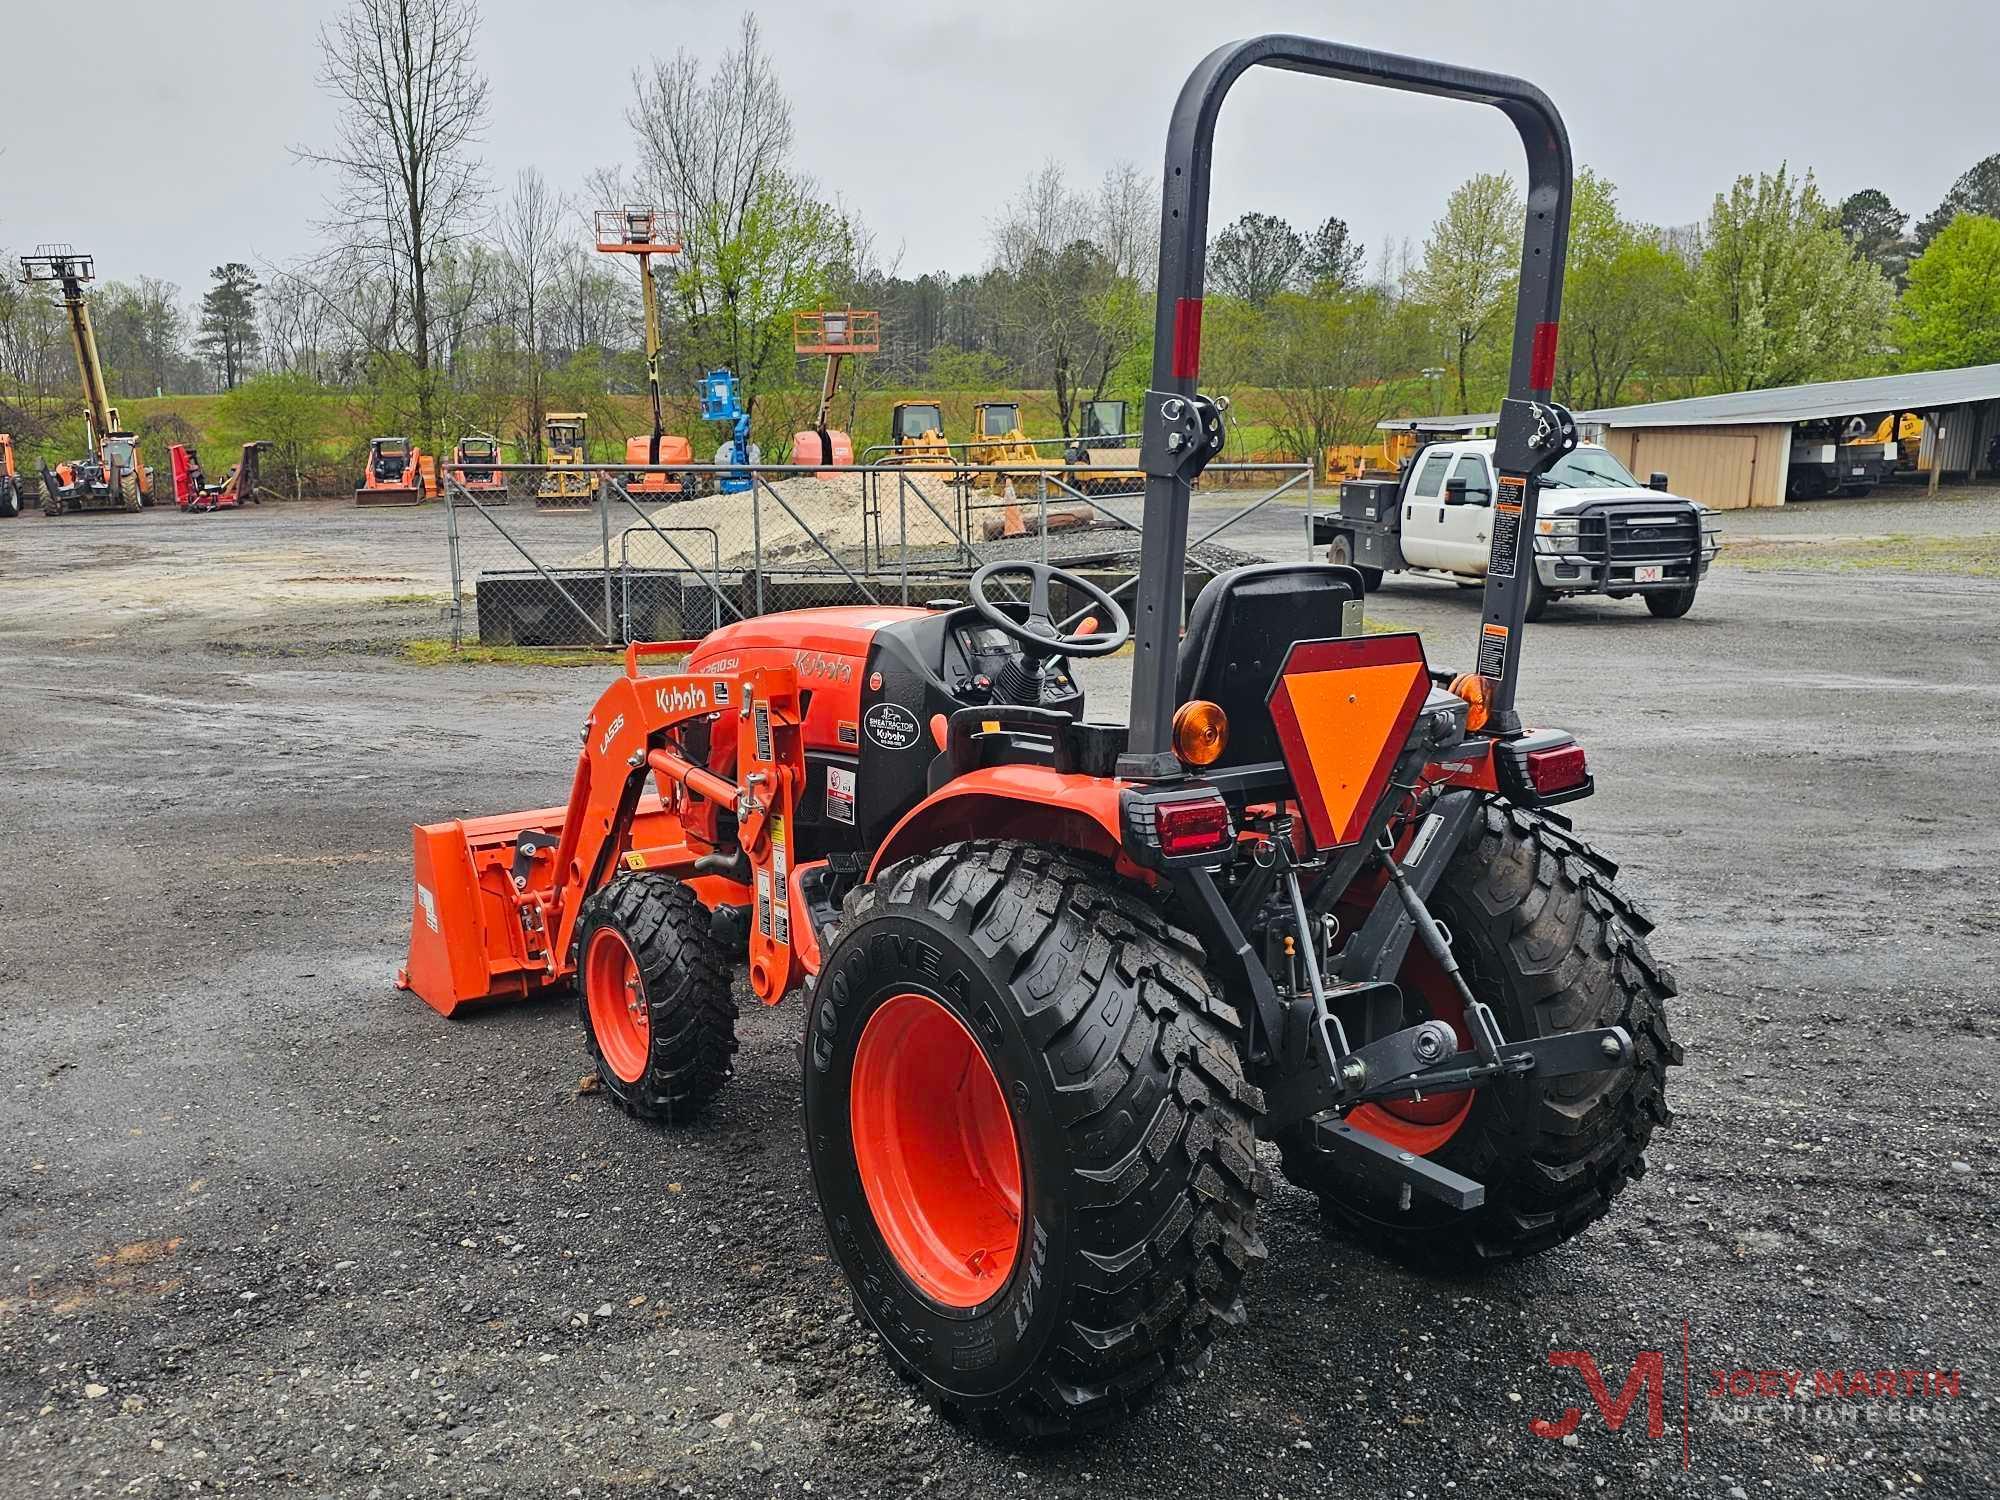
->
[1277,804,1679,1266]
[575,873,738,1122]
[804,841,1267,1440]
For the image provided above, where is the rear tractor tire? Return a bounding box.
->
[1277,803,1680,1266]
[575,873,738,1122]
[804,840,1268,1440]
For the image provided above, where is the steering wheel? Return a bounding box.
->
[968,561,1131,659]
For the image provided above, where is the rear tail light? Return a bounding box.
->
[1525,743,1589,794]
[1155,796,1233,858]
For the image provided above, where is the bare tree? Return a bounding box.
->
[297,0,490,443]
[495,167,564,456]
[619,13,853,417]
[988,161,1153,436]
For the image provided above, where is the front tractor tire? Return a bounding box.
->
[1279,804,1680,1266]
[804,841,1267,1440]
[575,874,738,1122]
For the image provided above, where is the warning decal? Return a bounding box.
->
[1476,622,1509,679]
[1489,475,1524,579]
[755,869,773,938]
[753,701,774,764]
[825,765,856,825]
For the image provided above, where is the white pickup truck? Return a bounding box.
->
[1314,437,1720,620]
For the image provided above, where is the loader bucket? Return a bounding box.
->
[396,796,686,1017]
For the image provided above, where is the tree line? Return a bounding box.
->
[4,0,1999,494]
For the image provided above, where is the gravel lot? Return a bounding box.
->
[1,490,1995,1498]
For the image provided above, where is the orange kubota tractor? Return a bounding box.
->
[397,35,1680,1442]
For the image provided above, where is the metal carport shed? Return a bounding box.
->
[1574,365,2000,509]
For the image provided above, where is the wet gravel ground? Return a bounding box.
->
[0,497,1995,1498]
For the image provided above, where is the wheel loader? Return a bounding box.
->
[397,34,1680,1442]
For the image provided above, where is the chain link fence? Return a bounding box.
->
[440,459,1314,650]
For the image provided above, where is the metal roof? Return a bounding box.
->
[1577,364,2000,428]
[1374,414,1497,432]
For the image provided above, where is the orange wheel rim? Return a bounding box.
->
[1352,944,1475,1155]
[849,993,1023,1308]
[584,928,650,1085]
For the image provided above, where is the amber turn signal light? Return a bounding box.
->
[1448,672,1491,732]
[1172,700,1229,767]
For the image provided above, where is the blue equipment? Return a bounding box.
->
[700,368,754,495]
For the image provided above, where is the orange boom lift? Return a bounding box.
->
[789,309,880,471]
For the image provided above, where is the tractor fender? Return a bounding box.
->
[866,766,1125,880]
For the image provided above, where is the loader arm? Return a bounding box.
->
[398,645,806,1016]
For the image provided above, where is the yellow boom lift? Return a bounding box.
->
[595,208,696,499]
[19,247,154,515]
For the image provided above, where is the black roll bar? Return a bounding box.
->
[1120,36,1574,777]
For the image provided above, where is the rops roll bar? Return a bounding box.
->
[1122,36,1580,777]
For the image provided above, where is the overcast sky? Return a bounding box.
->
[4,0,1997,305]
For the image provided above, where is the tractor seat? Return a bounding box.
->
[1176,563,1366,768]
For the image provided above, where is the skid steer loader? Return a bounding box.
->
[397,33,1680,1442]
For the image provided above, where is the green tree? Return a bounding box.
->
[214,372,339,499]
[1260,289,1407,471]
[1839,188,1911,285]
[1555,169,1698,408]
[1208,212,1303,305]
[1692,165,1893,389]
[1897,214,2000,371]
[197,263,261,389]
[1410,172,1521,412]
[1300,216,1365,294]
[1914,153,2000,251]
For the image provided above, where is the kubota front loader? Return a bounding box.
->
[397,32,1681,1445]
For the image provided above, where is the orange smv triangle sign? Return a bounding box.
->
[1266,634,1431,849]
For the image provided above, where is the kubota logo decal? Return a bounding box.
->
[598,714,625,754]
[795,650,854,684]
[653,683,710,716]
[415,883,439,933]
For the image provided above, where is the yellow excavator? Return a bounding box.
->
[19,247,154,515]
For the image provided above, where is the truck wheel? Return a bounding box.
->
[1522,570,1552,622]
[805,840,1267,1439]
[1644,583,1698,619]
[575,873,738,1122]
[1276,804,1679,1266]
